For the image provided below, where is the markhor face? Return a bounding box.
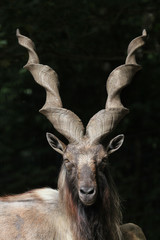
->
[63,143,108,206]
[46,132,124,206]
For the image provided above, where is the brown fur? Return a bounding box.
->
[0,142,147,240]
[58,160,122,240]
[121,223,147,240]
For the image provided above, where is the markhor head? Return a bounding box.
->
[17,29,147,207]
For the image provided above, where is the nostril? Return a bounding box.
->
[80,188,86,195]
[88,188,94,195]
[80,187,95,195]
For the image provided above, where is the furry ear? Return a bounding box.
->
[107,134,124,155]
[46,132,66,155]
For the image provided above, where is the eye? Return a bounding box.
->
[99,157,107,169]
[64,159,74,170]
[64,159,70,163]
[101,157,107,163]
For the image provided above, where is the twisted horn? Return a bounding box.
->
[86,30,147,143]
[16,29,84,143]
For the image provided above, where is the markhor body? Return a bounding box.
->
[0,30,147,240]
[0,187,146,240]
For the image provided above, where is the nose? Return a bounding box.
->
[80,187,95,195]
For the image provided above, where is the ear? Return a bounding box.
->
[46,132,66,155]
[107,134,124,155]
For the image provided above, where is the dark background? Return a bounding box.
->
[0,0,159,239]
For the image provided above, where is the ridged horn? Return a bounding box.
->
[16,29,84,143]
[85,30,147,143]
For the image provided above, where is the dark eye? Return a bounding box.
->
[64,159,74,170]
[102,157,107,163]
[99,157,107,169]
[64,159,69,164]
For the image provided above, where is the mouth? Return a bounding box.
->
[80,197,96,206]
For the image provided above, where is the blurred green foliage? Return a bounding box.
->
[0,0,160,239]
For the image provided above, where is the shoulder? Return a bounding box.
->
[0,187,59,204]
[34,188,59,202]
[121,223,146,240]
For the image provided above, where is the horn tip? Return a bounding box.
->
[16,28,20,36]
[142,29,147,37]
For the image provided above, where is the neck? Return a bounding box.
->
[58,165,122,240]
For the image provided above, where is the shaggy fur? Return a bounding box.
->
[58,163,122,240]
